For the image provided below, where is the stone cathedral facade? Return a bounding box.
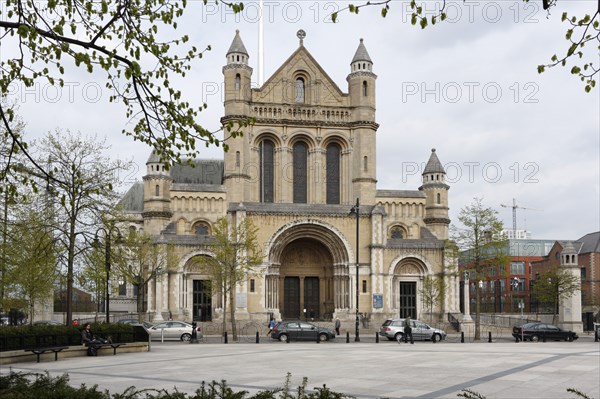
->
[120,30,461,326]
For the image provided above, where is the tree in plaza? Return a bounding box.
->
[34,130,126,324]
[194,217,262,340]
[532,267,580,325]
[0,0,250,190]
[111,229,179,322]
[419,275,446,324]
[332,0,598,92]
[452,197,508,340]
[6,198,58,325]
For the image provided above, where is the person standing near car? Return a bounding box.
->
[267,317,276,336]
[334,317,341,336]
[403,317,414,344]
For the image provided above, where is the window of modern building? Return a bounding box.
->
[295,77,305,103]
[510,261,525,275]
[326,143,340,204]
[259,139,274,203]
[293,141,308,203]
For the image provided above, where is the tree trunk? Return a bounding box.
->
[230,286,237,341]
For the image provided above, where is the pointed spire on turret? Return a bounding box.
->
[423,148,446,175]
[351,38,372,64]
[226,30,249,65]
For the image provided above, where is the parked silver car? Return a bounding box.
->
[379,319,446,342]
[148,321,202,341]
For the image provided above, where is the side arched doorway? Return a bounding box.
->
[392,257,429,320]
[279,238,334,320]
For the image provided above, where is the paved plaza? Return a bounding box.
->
[2,336,599,399]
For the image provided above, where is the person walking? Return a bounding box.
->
[403,317,414,344]
[334,317,341,336]
[267,317,276,336]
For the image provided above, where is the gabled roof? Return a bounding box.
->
[258,45,345,97]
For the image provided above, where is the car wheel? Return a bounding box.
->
[279,334,288,342]
[319,333,328,342]
[395,332,404,342]
[433,333,442,342]
[181,333,191,342]
[531,334,539,342]
[566,335,573,342]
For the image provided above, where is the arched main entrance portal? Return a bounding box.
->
[279,238,334,319]
[265,221,351,320]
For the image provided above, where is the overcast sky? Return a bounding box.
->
[5,1,599,241]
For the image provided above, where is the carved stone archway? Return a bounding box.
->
[264,221,351,319]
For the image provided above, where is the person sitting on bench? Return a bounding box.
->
[81,323,107,356]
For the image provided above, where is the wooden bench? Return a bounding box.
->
[24,346,68,363]
[85,342,127,355]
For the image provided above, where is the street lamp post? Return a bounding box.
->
[94,226,122,323]
[350,198,360,342]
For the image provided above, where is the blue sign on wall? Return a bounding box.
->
[373,294,383,308]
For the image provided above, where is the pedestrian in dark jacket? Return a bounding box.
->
[403,317,414,344]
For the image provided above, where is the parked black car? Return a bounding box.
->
[270,321,336,342]
[512,322,578,342]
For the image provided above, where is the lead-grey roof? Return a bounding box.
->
[351,38,372,64]
[423,148,445,174]
[576,231,600,253]
[228,202,376,216]
[227,29,249,56]
[170,159,224,185]
[377,190,426,199]
[146,151,162,164]
[118,182,144,212]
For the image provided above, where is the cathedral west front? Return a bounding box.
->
[120,30,461,327]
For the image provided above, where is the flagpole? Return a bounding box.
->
[258,0,264,86]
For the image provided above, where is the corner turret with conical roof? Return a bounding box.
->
[143,151,173,234]
[346,38,378,204]
[347,38,376,122]
[419,148,450,239]
[223,29,253,114]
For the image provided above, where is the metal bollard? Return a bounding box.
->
[432,333,436,343]
[460,332,464,343]
[256,331,259,343]
[223,331,228,344]
[316,332,320,344]
[286,335,290,343]
[488,332,492,343]
[346,332,350,343]
[595,329,599,342]
[376,332,379,343]
[542,332,546,343]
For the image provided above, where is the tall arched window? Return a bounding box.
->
[295,77,305,103]
[326,143,340,204]
[259,139,274,203]
[363,156,368,172]
[437,193,441,204]
[155,185,160,196]
[235,74,241,90]
[362,81,367,96]
[293,141,308,203]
